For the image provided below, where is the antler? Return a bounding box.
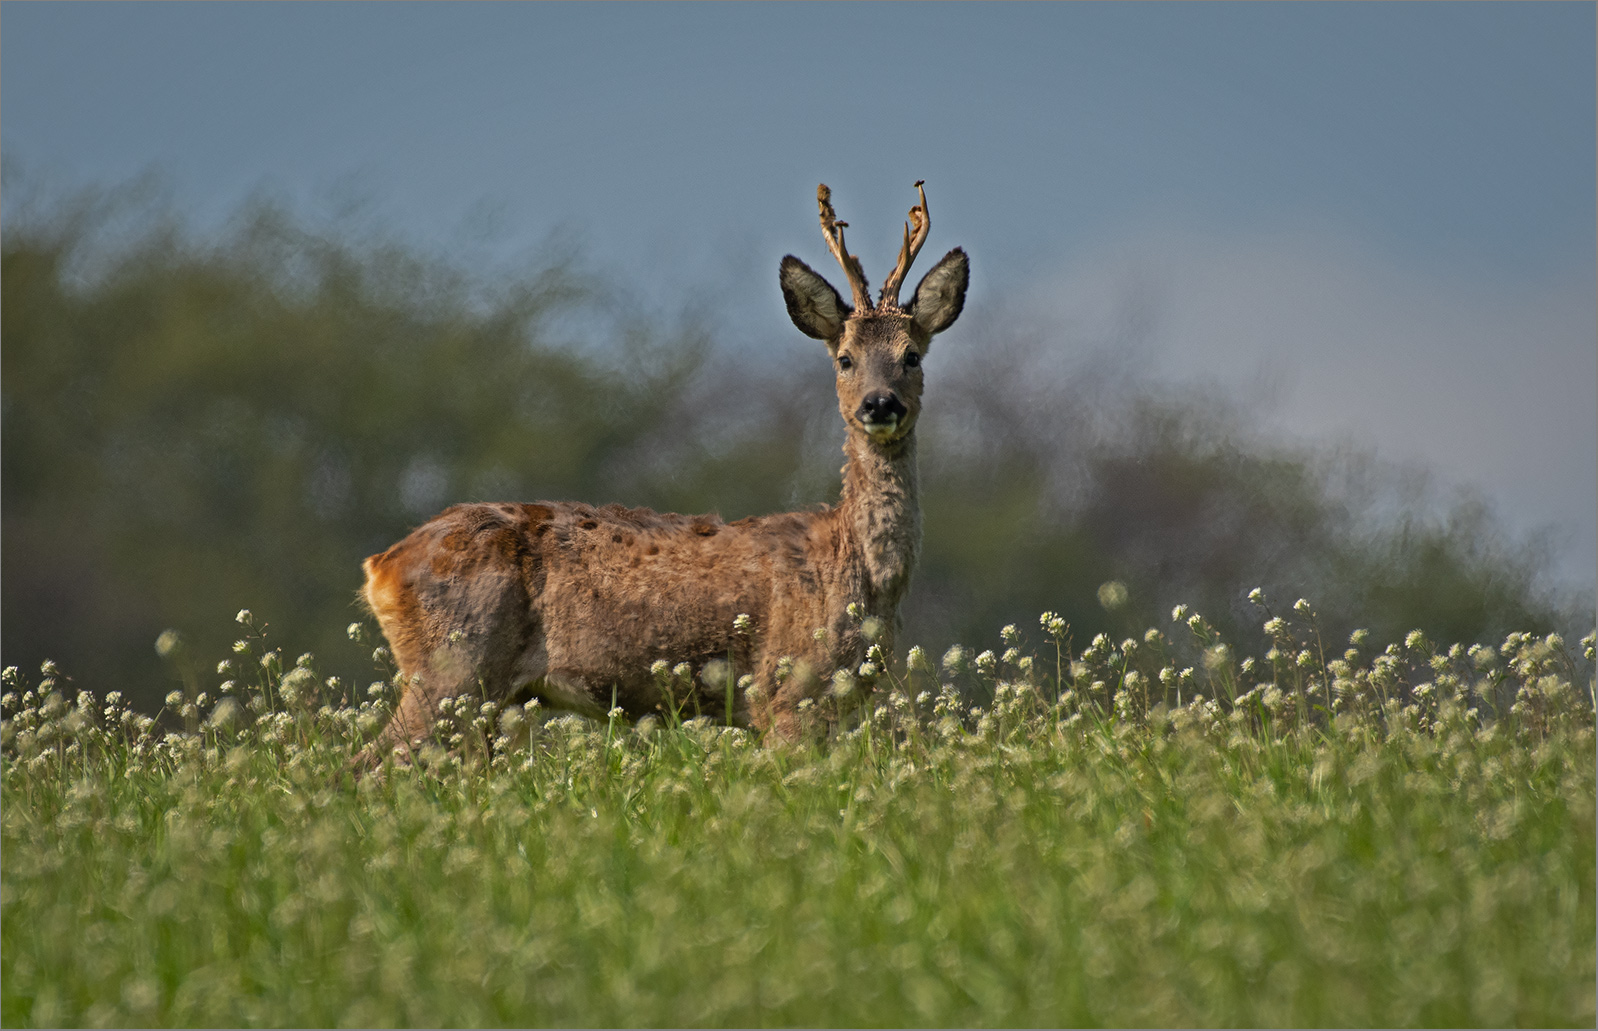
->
[878,180,930,310]
[816,184,873,311]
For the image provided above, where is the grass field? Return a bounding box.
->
[3,602,1594,1027]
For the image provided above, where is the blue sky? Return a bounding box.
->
[5,2,1595,583]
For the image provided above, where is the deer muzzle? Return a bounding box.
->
[856,391,908,439]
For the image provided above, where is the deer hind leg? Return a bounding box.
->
[356,532,537,768]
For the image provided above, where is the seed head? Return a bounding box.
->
[1097,580,1128,611]
[154,630,182,660]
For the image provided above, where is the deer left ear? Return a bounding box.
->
[907,248,968,337]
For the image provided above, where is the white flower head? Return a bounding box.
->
[1097,580,1129,611]
[154,630,182,660]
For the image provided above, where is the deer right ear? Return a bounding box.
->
[780,255,850,341]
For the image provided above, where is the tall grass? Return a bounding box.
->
[3,599,1594,1027]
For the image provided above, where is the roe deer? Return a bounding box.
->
[358,182,968,763]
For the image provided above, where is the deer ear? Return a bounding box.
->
[907,247,968,337]
[780,255,850,341]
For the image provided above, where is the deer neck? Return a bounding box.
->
[837,430,921,608]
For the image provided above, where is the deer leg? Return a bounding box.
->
[355,644,487,768]
[357,592,538,770]
[759,660,822,741]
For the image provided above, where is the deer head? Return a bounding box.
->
[779,182,969,446]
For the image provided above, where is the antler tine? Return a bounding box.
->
[879,180,930,309]
[817,184,872,311]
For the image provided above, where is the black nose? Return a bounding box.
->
[856,392,907,424]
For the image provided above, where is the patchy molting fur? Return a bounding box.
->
[359,186,968,761]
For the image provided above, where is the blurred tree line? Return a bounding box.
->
[3,180,1582,712]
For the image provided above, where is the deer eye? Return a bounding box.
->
[903,351,921,368]
[837,355,853,370]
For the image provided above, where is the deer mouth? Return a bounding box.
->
[859,414,906,441]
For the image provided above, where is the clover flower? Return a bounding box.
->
[1097,581,1128,611]
[155,630,182,659]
